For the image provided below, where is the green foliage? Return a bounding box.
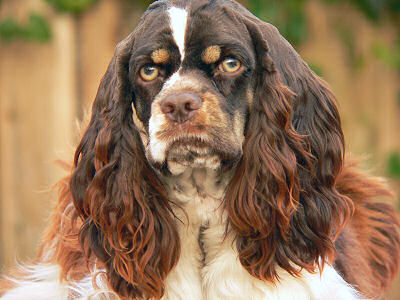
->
[322,0,400,21]
[0,13,51,43]
[388,152,400,179]
[388,0,400,14]
[249,0,262,17]
[252,0,308,46]
[137,0,156,9]
[351,0,385,21]
[250,0,400,49]
[334,22,365,70]
[371,40,400,71]
[321,0,400,73]
[45,0,98,14]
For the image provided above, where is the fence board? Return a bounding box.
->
[0,1,77,269]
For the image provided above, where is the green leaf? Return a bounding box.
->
[0,13,51,43]
[388,152,400,179]
[25,13,52,42]
[0,18,22,42]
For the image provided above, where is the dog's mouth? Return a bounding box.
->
[167,138,215,158]
[159,136,215,171]
[148,133,242,175]
[146,113,245,174]
[165,139,221,173]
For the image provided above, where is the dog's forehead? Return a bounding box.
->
[133,0,252,59]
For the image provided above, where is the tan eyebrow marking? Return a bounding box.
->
[202,45,221,64]
[151,49,170,64]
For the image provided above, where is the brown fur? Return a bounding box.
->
[202,46,221,64]
[151,49,170,64]
[224,5,353,281]
[37,175,90,282]
[66,37,181,299]
[334,160,400,299]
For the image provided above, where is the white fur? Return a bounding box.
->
[148,93,169,163]
[164,71,183,90]
[162,220,203,300]
[201,225,364,300]
[148,5,189,164]
[168,7,188,60]
[1,265,69,300]
[162,167,228,300]
[0,264,117,300]
[149,135,169,163]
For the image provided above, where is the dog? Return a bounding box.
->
[1,0,400,299]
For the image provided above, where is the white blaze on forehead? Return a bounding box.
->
[168,6,188,60]
[148,6,193,165]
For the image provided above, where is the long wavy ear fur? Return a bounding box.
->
[69,33,180,299]
[225,4,354,281]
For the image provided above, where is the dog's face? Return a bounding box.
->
[129,3,257,173]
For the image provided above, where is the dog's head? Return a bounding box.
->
[70,0,352,298]
[131,1,258,173]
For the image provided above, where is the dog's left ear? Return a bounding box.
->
[225,5,353,282]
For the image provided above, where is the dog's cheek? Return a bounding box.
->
[229,87,253,145]
[213,76,236,96]
[132,82,164,125]
[232,88,252,146]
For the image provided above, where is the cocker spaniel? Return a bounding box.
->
[1,0,400,299]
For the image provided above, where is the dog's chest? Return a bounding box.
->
[160,168,362,300]
[164,167,229,226]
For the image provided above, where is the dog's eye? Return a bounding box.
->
[139,65,160,81]
[219,58,241,73]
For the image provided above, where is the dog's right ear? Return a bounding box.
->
[69,31,180,299]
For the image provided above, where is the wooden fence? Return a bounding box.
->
[0,0,399,298]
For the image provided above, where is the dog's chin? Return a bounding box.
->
[149,140,242,176]
[165,143,222,175]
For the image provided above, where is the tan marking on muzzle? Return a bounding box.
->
[233,111,245,144]
[201,91,226,126]
[247,88,254,108]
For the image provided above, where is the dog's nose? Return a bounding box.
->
[160,92,202,123]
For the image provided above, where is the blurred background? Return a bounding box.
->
[0,0,399,298]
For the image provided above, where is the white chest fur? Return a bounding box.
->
[161,167,364,300]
